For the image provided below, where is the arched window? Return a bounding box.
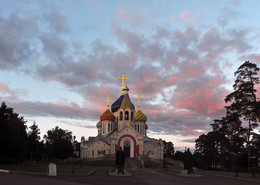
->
[92,150,94,157]
[131,111,133,121]
[120,111,123,121]
[102,124,105,134]
[125,111,129,120]
[108,123,110,131]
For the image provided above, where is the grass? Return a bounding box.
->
[144,161,163,168]
[144,161,182,174]
[0,164,94,175]
[81,160,115,167]
[0,164,47,173]
[144,160,260,181]
[0,159,116,174]
[43,159,116,167]
[198,170,260,182]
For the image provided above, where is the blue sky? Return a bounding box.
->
[0,0,260,151]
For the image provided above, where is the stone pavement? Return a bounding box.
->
[0,167,259,185]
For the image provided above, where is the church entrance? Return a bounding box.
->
[119,135,136,158]
[124,140,130,158]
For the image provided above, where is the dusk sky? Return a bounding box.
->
[0,0,260,150]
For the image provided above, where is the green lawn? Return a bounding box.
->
[0,164,94,175]
[144,161,260,182]
[45,159,115,167]
[198,170,260,182]
[144,161,162,168]
[0,159,116,174]
[81,160,115,167]
[144,161,182,174]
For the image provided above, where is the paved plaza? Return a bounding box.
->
[0,167,259,185]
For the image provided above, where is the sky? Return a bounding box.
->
[0,0,260,151]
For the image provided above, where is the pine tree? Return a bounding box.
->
[28,122,42,162]
[0,102,29,162]
[225,61,259,171]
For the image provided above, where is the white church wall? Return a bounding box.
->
[85,140,110,158]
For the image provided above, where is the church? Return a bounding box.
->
[80,74,164,159]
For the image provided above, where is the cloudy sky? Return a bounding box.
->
[0,0,260,150]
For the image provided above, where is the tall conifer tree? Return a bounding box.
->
[225,61,259,170]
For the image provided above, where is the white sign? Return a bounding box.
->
[48,163,57,176]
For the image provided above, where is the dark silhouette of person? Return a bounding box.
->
[116,147,125,170]
[184,148,193,174]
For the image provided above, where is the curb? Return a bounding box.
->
[0,168,97,176]
[0,169,10,173]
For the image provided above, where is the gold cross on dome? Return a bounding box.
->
[118,73,128,89]
[136,96,143,109]
[105,95,111,109]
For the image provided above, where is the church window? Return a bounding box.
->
[120,111,123,121]
[103,124,105,134]
[125,111,129,120]
[92,150,94,157]
[98,150,100,156]
[108,123,110,131]
[137,124,139,132]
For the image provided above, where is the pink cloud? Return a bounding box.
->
[180,10,202,24]
[180,10,192,22]
[116,6,143,25]
[180,129,207,137]
[0,83,25,100]
[0,83,10,93]
[174,82,226,116]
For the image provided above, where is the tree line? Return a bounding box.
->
[0,100,177,164]
[194,61,260,172]
[0,102,77,163]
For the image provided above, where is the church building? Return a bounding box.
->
[80,74,164,159]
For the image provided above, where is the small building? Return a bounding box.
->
[80,74,164,159]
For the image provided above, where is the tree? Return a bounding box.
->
[251,133,260,167]
[195,132,218,169]
[0,102,29,163]
[28,122,43,162]
[163,141,175,158]
[44,126,73,160]
[225,61,259,170]
[174,150,185,162]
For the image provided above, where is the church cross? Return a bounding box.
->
[118,73,128,89]
[136,96,143,109]
[105,95,111,109]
